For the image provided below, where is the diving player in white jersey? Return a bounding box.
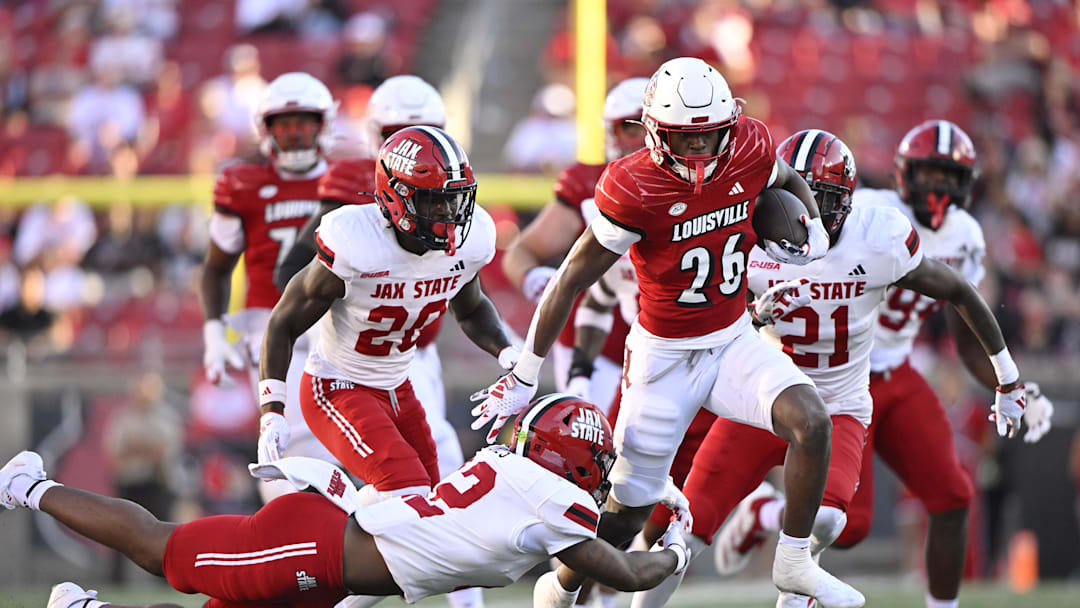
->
[829,120,1052,608]
[258,126,520,506]
[11,396,695,608]
[628,129,1029,608]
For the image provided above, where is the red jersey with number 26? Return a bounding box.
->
[306,203,496,390]
[594,116,776,339]
[213,162,324,309]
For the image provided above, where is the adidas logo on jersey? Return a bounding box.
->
[729,182,744,196]
[296,570,318,592]
[848,265,867,277]
[449,260,465,272]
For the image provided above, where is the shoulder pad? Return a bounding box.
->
[320,158,378,205]
[554,162,607,209]
[213,163,273,211]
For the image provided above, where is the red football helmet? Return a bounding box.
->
[510,394,616,506]
[777,129,857,243]
[375,126,477,255]
[895,119,978,230]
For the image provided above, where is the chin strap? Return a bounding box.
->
[693,161,705,195]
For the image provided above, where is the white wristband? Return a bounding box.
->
[203,318,227,342]
[512,350,544,385]
[653,542,687,573]
[574,307,615,332]
[990,347,1020,386]
[258,379,287,406]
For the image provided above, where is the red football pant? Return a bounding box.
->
[685,414,867,542]
[834,360,974,548]
[163,492,347,607]
[301,373,440,491]
[607,386,719,529]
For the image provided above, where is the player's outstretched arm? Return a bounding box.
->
[566,283,616,398]
[273,201,343,290]
[200,242,246,385]
[894,257,1028,437]
[556,538,678,592]
[449,275,515,359]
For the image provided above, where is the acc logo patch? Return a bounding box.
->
[668,202,687,216]
[259,184,279,199]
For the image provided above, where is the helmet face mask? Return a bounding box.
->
[376,126,476,255]
[894,120,978,231]
[510,394,617,507]
[777,129,857,244]
[254,72,337,173]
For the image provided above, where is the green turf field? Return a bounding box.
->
[2,579,1077,608]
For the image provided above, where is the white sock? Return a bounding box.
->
[759,498,785,532]
[926,593,958,608]
[448,587,484,608]
[9,476,61,511]
[778,531,811,550]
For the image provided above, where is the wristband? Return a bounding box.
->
[574,307,615,332]
[990,347,1020,386]
[203,318,227,342]
[512,350,544,385]
[258,379,287,406]
[652,541,687,573]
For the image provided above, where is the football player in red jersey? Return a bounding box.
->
[6,397,696,608]
[474,58,861,607]
[824,120,1053,608]
[199,72,342,502]
[502,77,648,415]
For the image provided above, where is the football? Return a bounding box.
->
[751,188,809,249]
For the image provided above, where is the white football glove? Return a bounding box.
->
[203,319,246,388]
[989,383,1026,439]
[522,266,557,303]
[1021,382,1053,444]
[498,345,522,370]
[764,215,829,266]
[257,411,290,464]
[470,372,537,443]
[751,278,812,324]
[566,375,592,401]
[655,507,692,575]
[660,476,693,531]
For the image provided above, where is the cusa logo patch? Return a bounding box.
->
[387,139,422,176]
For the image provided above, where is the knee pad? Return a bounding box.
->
[831,510,869,549]
[810,506,847,555]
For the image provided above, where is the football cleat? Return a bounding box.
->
[776,592,817,608]
[714,481,781,575]
[47,581,99,608]
[0,450,46,510]
[773,542,864,608]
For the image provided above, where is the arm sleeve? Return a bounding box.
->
[314,212,355,282]
[209,212,245,254]
[885,213,925,283]
[535,485,600,555]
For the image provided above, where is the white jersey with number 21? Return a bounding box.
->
[746,204,924,423]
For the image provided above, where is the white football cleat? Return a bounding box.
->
[773,542,864,608]
[0,450,46,510]
[776,591,817,608]
[47,581,99,608]
[714,481,781,575]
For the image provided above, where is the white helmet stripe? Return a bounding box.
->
[936,121,952,155]
[414,125,463,181]
[514,393,575,457]
[793,129,823,172]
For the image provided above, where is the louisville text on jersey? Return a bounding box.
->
[371,275,462,299]
[387,138,423,176]
[670,200,750,243]
[264,200,320,224]
[767,279,868,300]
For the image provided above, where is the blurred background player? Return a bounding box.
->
[199,72,340,502]
[258,126,519,515]
[818,120,1054,608]
[501,77,648,415]
[473,57,859,607]
[636,129,1029,608]
[4,396,692,608]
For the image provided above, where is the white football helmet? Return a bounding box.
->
[641,57,741,191]
[603,77,649,161]
[367,75,446,154]
[254,72,338,172]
